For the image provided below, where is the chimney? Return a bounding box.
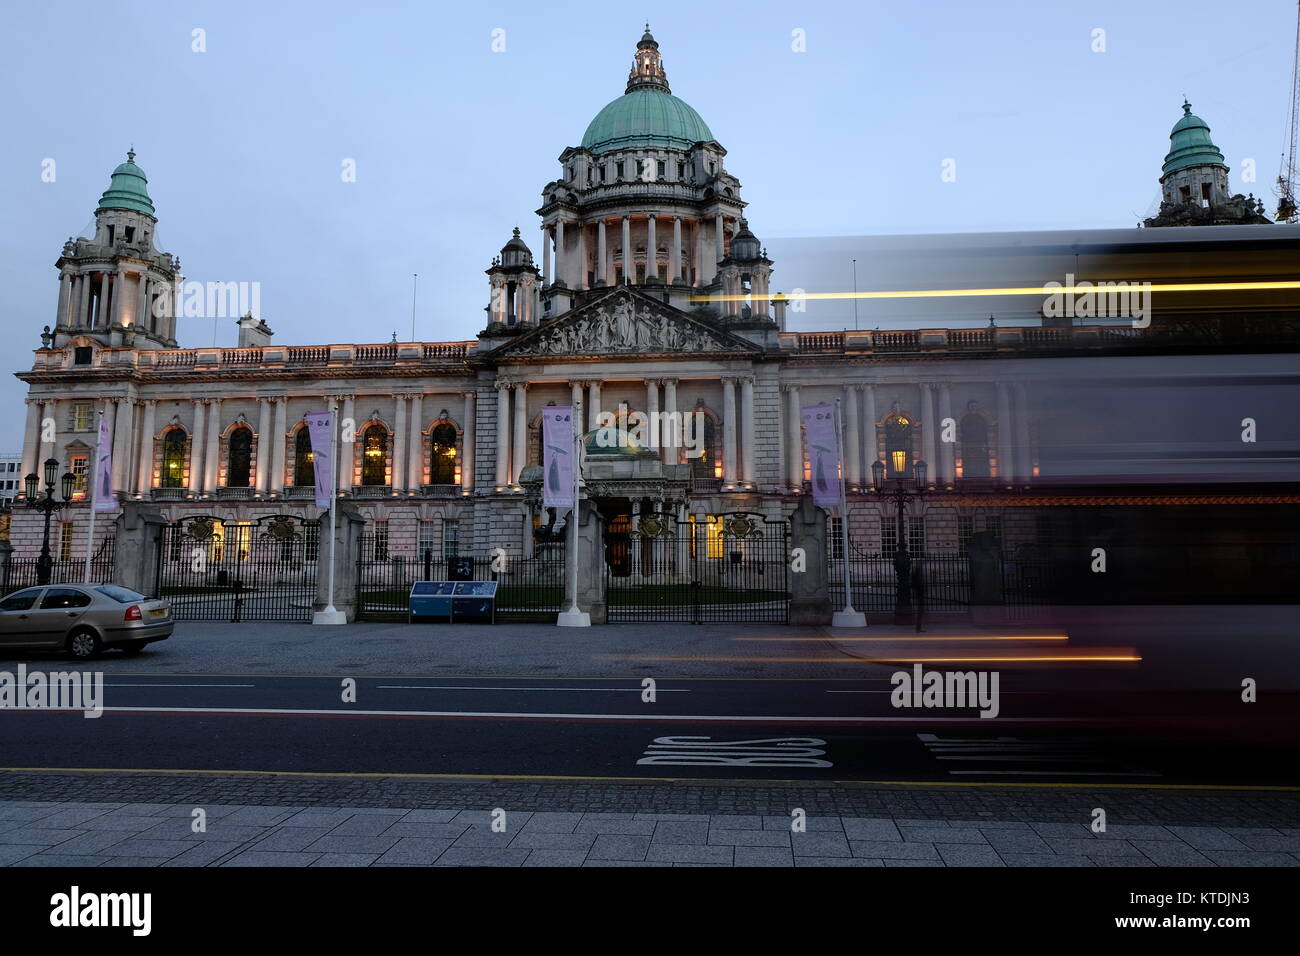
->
[236,312,273,348]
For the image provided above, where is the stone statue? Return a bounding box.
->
[612,297,634,346]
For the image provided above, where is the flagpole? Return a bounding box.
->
[831,398,866,627]
[558,402,590,627]
[313,398,346,625]
[83,403,103,584]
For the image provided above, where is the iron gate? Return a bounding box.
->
[355,538,566,622]
[605,512,790,623]
[829,546,971,615]
[156,515,320,622]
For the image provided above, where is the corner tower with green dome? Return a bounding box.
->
[51,150,183,349]
[1144,101,1271,227]
[529,27,776,329]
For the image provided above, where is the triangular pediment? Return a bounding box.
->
[490,288,759,360]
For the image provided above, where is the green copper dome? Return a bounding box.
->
[1161,101,1226,176]
[97,150,156,215]
[582,88,714,154]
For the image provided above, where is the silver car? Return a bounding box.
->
[0,584,172,659]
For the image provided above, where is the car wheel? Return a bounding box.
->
[121,640,148,655]
[67,628,102,660]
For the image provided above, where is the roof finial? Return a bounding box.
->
[127,146,136,163]
[1182,97,1191,114]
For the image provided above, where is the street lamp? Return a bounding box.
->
[871,457,927,625]
[24,457,76,585]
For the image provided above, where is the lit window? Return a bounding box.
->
[73,402,93,431]
[69,455,88,496]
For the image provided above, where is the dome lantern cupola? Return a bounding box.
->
[627,24,670,94]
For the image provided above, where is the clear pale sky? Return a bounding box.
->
[2,0,1296,449]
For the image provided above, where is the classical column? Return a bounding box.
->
[271,397,288,495]
[740,376,755,486]
[511,383,528,486]
[921,384,937,487]
[136,275,149,331]
[461,390,476,494]
[112,398,133,494]
[75,274,90,327]
[694,223,705,287]
[1014,383,1032,483]
[338,395,355,495]
[588,381,602,432]
[494,383,510,488]
[407,393,424,493]
[662,378,679,463]
[596,220,607,285]
[570,380,583,412]
[621,217,631,283]
[190,400,208,494]
[116,271,132,326]
[255,398,272,493]
[785,385,802,491]
[646,215,658,282]
[555,219,566,287]
[938,384,955,487]
[861,384,877,477]
[392,395,408,494]
[844,384,861,489]
[55,274,70,329]
[136,400,157,494]
[996,383,1014,485]
[36,400,56,471]
[671,217,682,284]
[721,377,738,490]
[20,400,41,480]
[542,224,552,284]
[645,378,660,451]
[714,213,724,263]
[576,223,587,290]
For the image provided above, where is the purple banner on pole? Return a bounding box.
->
[305,411,334,509]
[93,414,115,512]
[801,402,841,512]
[542,405,575,511]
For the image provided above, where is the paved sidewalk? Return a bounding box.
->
[2,800,1298,867]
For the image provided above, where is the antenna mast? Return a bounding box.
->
[1277,1,1300,222]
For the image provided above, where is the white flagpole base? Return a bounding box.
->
[831,609,867,628]
[313,607,348,626]
[557,608,591,627]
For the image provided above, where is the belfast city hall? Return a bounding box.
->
[10,29,1300,624]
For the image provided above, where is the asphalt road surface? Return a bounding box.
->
[3,672,1295,786]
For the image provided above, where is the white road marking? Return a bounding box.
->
[376,685,690,692]
[37,705,1085,722]
[103,683,256,688]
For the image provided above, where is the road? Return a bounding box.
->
[3,671,1295,786]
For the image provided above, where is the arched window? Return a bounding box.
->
[690,414,719,479]
[885,414,914,477]
[227,426,253,487]
[429,423,457,484]
[361,425,388,486]
[293,427,314,486]
[960,413,990,478]
[160,428,186,488]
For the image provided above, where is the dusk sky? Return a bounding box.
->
[3,0,1297,449]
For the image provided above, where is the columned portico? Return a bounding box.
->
[136,400,157,495]
[512,383,529,487]
[407,392,423,493]
[844,384,861,489]
[721,376,738,491]
[112,397,133,495]
[495,383,510,489]
[392,395,407,495]
[191,400,208,495]
[271,396,288,496]
[461,390,475,494]
[785,384,802,491]
[740,376,755,487]
[646,215,658,282]
[596,220,607,285]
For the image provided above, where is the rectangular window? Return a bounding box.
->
[615,161,625,179]
[677,162,684,180]
[69,455,88,496]
[881,516,898,556]
[827,516,844,561]
[374,521,390,561]
[418,520,438,563]
[656,160,665,178]
[73,402,93,431]
[985,515,1002,545]
[958,515,974,556]
[442,520,458,559]
[908,516,926,555]
[59,523,74,562]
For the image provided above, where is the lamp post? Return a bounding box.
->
[871,457,927,625]
[24,457,76,585]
